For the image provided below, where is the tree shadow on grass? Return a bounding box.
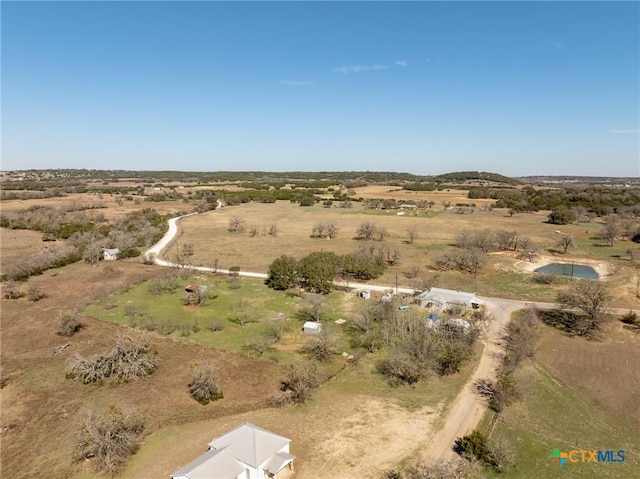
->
[535,309,584,336]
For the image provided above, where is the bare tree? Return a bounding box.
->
[519,237,538,262]
[229,300,256,326]
[243,335,276,356]
[404,265,420,279]
[557,235,575,254]
[228,216,245,233]
[325,222,338,239]
[268,222,278,236]
[496,229,519,251]
[300,331,337,362]
[376,226,390,242]
[311,223,326,238]
[299,294,325,322]
[556,281,612,338]
[601,220,619,246]
[248,225,259,237]
[73,406,145,475]
[406,227,418,244]
[269,362,320,406]
[356,222,377,241]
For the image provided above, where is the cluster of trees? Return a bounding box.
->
[228,216,278,238]
[355,222,389,241]
[434,248,486,277]
[343,300,480,385]
[475,309,539,414]
[434,228,543,276]
[469,185,640,217]
[1,207,170,281]
[266,251,387,294]
[311,222,338,239]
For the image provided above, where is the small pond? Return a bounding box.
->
[534,263,599,279]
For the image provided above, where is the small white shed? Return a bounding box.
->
[102,248,120,261]
[302,322,323,334]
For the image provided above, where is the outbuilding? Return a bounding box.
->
[302,322,323,334]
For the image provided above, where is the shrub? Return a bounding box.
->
[27,283,46,302]
[299,332,337,362]
[376,354,425,386]
[2,281,24,299]
[243,335,275,356]
[73,406,145,475]
[454,429,492,463]
[56,309,84,336]
[188,365,223,405]
[269,362,320,406]
[621,311,639,326]
[204,318,225,332]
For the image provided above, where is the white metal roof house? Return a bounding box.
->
[171,422,295,479]
[414,287,483,311]
[101,248,120,261]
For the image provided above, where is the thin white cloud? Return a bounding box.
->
[279,80,314,86]
[334,64,389,74]
[396,60,408,67]
[609,129,640,135]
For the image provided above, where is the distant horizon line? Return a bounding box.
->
[1,168,638,180]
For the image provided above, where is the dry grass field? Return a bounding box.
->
[536,320,640,430]
[173,201,639,307]
[0,193,187,220]
[352,184,495,207]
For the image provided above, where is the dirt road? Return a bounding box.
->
[418,299,517,463]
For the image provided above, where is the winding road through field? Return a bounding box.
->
[144,213,635,468]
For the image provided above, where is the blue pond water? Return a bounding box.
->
[534,263,599,279]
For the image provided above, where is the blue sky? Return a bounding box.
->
[2,1,639,177]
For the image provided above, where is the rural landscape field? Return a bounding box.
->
[1,170,639,479]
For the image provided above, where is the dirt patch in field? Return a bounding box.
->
[0,261,285,479]
[295,398,438,479]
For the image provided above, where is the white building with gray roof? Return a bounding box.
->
[171,422,294,479]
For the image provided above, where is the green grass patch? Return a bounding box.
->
[479,361,639,478]
[320,343,479,413]
[83,274,348,362]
